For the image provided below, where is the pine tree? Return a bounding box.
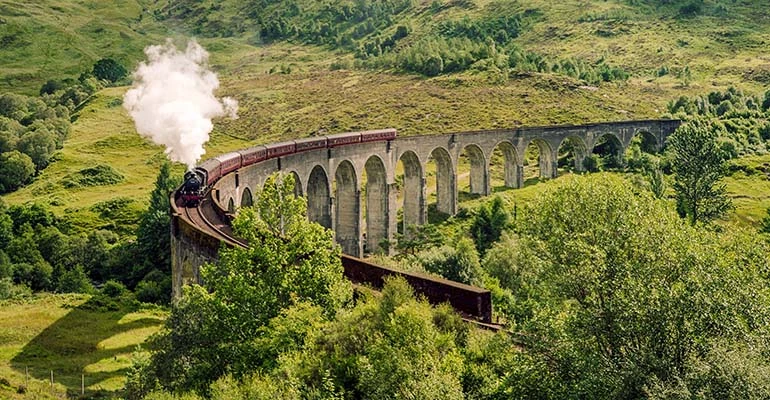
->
[135,162,177,283]
[470,196,510,255]
[669,119,732,225]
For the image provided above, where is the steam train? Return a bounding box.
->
[178,128,397,206]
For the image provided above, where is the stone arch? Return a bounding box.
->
[397,150,424,233]
[489,140,522,189]
[240,187,253,207]
[427,147,456,216]
[632,130,659,153]
[524,138,556,179]
[624,130,660,171]
[459,144,488,196]
[288,170,303,197]
[363,155,388,254]
[307,165,331,229]
[592,133,624,169]
[557,136,589,172]
[227,198,235,213]
[334,160,360,256]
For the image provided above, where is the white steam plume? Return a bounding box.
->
[123,39,238,169]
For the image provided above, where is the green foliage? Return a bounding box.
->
[62,164,124,188]
[16,129,56,170]
[39,79,64,96]
[92,58,128,83]
[582,153,600,172]
[145,173,351,394]
[646,162,666,199]
[146,277,475,398]
[0,277,31,300]
[481,232,547,320]
[668,119,732,225]
[469,196,509,256]
[125,349,161,400]
[0,212,12,249]
[135,162,177,286]
[393,223,443,258]
[6,203,56,233]
[0,91,71,192]
[668,87,770,157]
[56,264,94,294]
[273,277,465,399]
[135,270,171,304]
[418,237,484,285]
[490,174,770,397]
[0,150,34,192]
[102,279,128,297]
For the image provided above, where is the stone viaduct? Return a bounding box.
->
[208,119,681,257]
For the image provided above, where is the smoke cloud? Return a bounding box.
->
[124,39,238,169]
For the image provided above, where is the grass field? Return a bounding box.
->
[0,294,166,399]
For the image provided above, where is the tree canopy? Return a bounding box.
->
[503,174,770,397]
[668,119,732,225]
[145,173,352,394]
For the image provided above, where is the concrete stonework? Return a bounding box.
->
[173,120,680,282]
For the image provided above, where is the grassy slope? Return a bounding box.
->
[0,294,165,399]
[0,0,175,95]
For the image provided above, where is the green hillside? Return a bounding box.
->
[2,0,770,231]
[2,1,770,398]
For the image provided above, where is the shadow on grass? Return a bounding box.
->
[11,295,163,397]
[491,186,515,194]
[457,191,482,203]
[427,204,452,225]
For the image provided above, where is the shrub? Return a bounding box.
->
[0,151,34,193]
[0,278,31,300]
[56,265,94,294]
[102,279,128,297]
[62,164,124,188]
[92,58,128,83]
[135,279,163,304]
[582,154,600,172]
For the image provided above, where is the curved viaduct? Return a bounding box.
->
[171,119,680,316]
[211,119,680,256]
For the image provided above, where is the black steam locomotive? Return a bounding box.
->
[177,128,397,207]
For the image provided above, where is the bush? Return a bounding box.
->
[92,58,128,83]
[102,280,128,297]
[0,150,35,193]
[17,129,57,170]
[39,79,64,95]
[0,278,31,300]
[62,164,124,188]
[56,265,94,294]
[135,279,164,304]
[679,1,702,17]
[418,237,483,285]
[582,154,600,172]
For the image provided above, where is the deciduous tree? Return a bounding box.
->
[146,173,351,394]
[0,150,34,192]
